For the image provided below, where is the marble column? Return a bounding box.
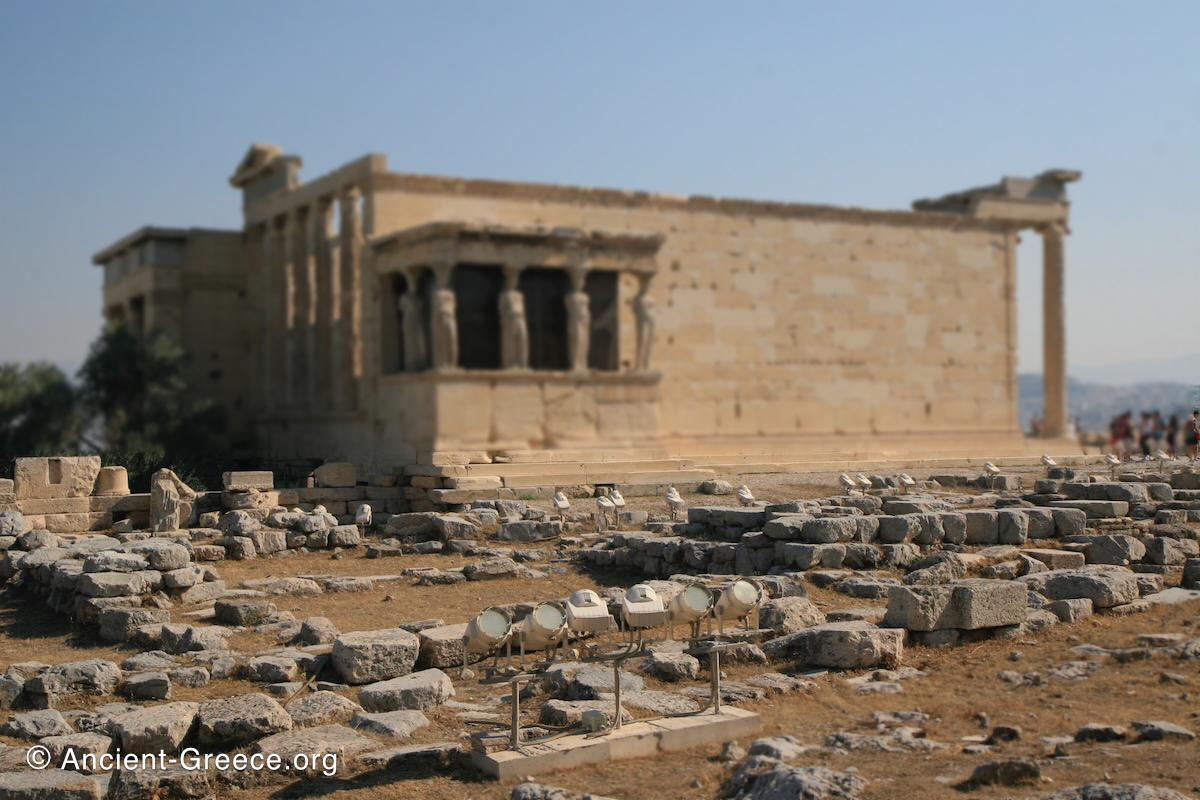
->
[430,261,458,371]
[1041,222,1068,438]
[293,206,312,409]
[311,199,334,409]
[499,265,528,369]
[259,221,275,411]
[339,186,363,408]
[282,210,297,407]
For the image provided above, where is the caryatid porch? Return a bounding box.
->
[369,223,666,452]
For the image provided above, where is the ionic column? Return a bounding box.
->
[565,261,591,373]
[282,210,297,407]
[259,221,275,411]
[310,199,334,409]
[430,260,458,371]
[293,206,313,409]
[499,264,528,369]
[339,186,363,407]
[1041,222,1068,438]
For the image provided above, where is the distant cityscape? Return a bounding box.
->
[1018,373,1197,434]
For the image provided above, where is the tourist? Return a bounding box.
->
[1187,411,1200,462]
[1166,414,1180,457]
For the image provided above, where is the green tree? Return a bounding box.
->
[77,326,229,488]
[0,361,83,473]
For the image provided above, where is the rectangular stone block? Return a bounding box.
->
[223,471,275,491]
[14,456,101,500]
[17,497,91,515]
[1050,500,1129,520]
[43,512,112,533]
[781,542,845,570]
[1024,548,1085,570]
[963,510,998,545]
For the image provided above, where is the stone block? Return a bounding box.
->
[0,771,103,799]
[1025,508,1057,539]
[800,517,857,543]
[1085,534,1146,566]
[358,669,455,711]
[1050,500,1130,519]
[877,516,920,544]
[1046,598,1093,622]
[223,471,275,491]
[1052,508,1087,535]
[110,702,199,754]
[1025,569,1140,608]
[940,512,967,544]
[997,510,1028,545]
[963,511,998,545]
[333,628,421,684]
[416,623,469,669]
[883,579,1026,631]
[758,597,825,635]
[349,709,431,737]
[314,462,357,488]
[14,456,101,500]
[197,692,292,745]
[761,621,904,669]
[781,542,845,570]
[98,608,171,643]
[1024,549,1085,570]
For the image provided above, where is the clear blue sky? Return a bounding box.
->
[1,1,1196,381]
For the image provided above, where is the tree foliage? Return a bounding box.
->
[0,362,83,474]
[77,326,229,489]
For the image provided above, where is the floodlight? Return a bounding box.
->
[553,491,570,511]
[517,601,568,654]
[355,503,372,526]
[1105,453,1121,465]
[464,606,512,654]
[621,584,668,630]
[1042,454,1056,468]
[899,473,916,486]
[609,489,626,508]
[856,473,871,488]
[713,578,763,626]
[1154,449,1170,462]
[984,462,1001,476]
[667,583,714,639]
[565,589,614,634]
[597,495,616,512]
[839,473,856,492]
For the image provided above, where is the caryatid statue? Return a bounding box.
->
[431,288,458,370]
[634,290,656,370]
[398,288,427,371]
[565,289,590,372]
[499,289,529,369]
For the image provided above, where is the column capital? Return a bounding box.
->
[1036,221,1069,237]
[341,184,362,202]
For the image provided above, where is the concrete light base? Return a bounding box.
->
[470,707,761,780]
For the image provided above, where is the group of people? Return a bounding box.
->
[1108,409,1200,462]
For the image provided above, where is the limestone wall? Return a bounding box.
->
[368,178,1019,445]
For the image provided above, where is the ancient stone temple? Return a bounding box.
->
[92,144,1081,473]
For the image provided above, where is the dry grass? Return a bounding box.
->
[3,468,1199,799]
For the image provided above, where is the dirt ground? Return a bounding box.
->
[3,465,1198,800]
